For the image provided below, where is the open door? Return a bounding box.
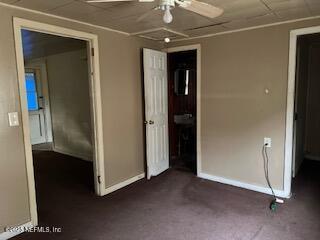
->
[143,48,169,179]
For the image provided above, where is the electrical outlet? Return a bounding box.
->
[264,137,272,147]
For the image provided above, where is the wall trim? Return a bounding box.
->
[164,44,202,177]
[198,172,289,198]
[103,173,145,195]
[53,146,92,162]
[0,2,129,36]
[0,222,33,240]
[171,15,320,42]
[285,25,320,200]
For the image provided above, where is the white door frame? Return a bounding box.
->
[285,25,320,198]
[13,17,105,227]
[164,44,202,177]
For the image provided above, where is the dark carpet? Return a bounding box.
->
[13,152,320,240]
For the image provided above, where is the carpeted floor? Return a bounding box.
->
[13,151,320,240]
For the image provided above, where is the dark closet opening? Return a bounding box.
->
[294,32,320,177]
[168,50,197,174]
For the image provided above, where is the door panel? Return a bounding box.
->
[25,69,47,145]
[143,49,169,179]
[29,111,46,145]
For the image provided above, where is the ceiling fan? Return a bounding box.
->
[87,0,223,24]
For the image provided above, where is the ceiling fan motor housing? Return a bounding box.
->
[159,0,192,9]
[175,0,192,8]
[159,0,175,10]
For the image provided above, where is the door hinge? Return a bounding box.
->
[97,175,101,184]
[294,112,298,121]
[91,48,95,57]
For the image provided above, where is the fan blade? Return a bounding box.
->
[178,0,223,19]
[136,6,160,22]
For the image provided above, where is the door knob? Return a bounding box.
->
[149,120,154,125]
[144,121,148,124]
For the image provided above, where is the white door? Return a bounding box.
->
[25,70,47,145]
[143,48,169,179]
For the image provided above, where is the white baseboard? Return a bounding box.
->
[0,222,33,240]
[305,154,320,161]
[198,172,290,198]
[102,173,145,195]
[53,146,92,162]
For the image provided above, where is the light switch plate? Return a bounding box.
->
[8,112,19,127]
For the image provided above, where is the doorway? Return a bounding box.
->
[143,45,201,180]
[13,18,105,227]
[22,28,95,230]
[293,33,320,177]
[285,25,320,198]
[168,50,197,174]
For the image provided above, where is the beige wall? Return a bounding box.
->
[46,48,93,161]
[0,5,160,231]
[168,18,320,190]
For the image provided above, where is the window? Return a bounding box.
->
[25,72,39,111]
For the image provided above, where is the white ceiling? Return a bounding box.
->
[2,0,320,40]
